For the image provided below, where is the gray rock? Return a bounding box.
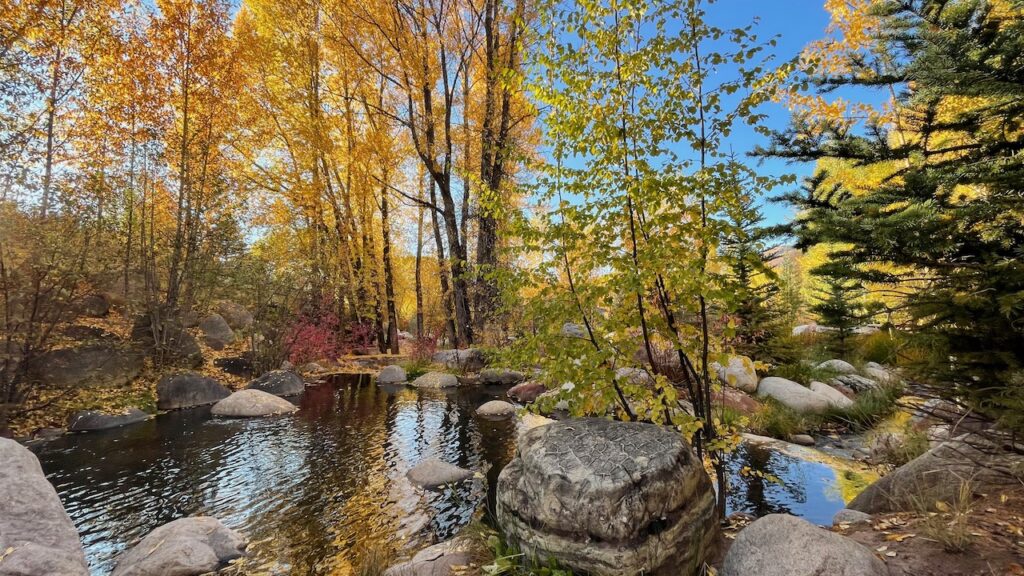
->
[809,380,854,409]
[131,313,203,368]
[757,377,831,413]
[790,434,815,446]
[411,372,459,389]
[830,374,879,393]
[833,508,872,526]
[714,355,759,393]
[560,322,587,339]
[862,362,897,384]
[848,434,1024,514]
[817,359,858,374]
[28,344,143,389]
[0,438,89,576]
[77,292,111,317]
[406,458,474,488]
[111,516,246,576]
[214,355,256,378]
[497,419,718,576]
[68,408,149,432]
[431,349,486,372]
[211,389,299,418]
[377,365,408,384]
[198,314,235,351]
[62,324,117,341]
[721,514,888,576]
[157,372,231,410]
[615,366,655,387]
[215,301,253,330]
[478,368,526,386]
[246,370,304,396]
[792,324,836,336]
[383,538,474,576]
[476,400,516,418]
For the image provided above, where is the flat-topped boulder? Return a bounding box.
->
[714,355,758,393]
[157,372,231,410]
[476,400,516,418]
[0,438,89,576]
[211,389,298,418]
[497,419,718,576]
[411,371,458,389]
[406,458,474,489]
[721,514,888,576]
[246,369,304,396]
[758,377,831,413]
[111,516,246,576]
[478,368,525,386]
[68,408,149,432]
[377,365,408,384]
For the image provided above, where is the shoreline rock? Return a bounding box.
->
[68,408,150,432]
[111,517,246,576]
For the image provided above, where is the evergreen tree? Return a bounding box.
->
[760,0,1024,415]
[810,274,866,357]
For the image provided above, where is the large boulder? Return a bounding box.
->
[213,354,256,378]
[411,372,459,389]
[862,362,898,384]
[507,380,546,403]
[757,377,831,413]
[479,368,526,386]
[215,301,253,330]
[198,314,234,351]
[110,516,246,576]
[0,438,89,576]
[847,434,1024,514]
[68,408,149,432]
[157,372,231,410]
[383,538,474,576]
[377,365,408,384]
[246,370,304,397]
[431,348,486,372]
[809,380,854,409]
[131,313,203,368]
[714,355,758,393]
[476,400,516,418]
[721,514,888,576]
[211,389,298,418]
[497,419,718,576]
[76,292,111,317]
[28,343,143,389]
[406,458,474,489]
[817,359,858,374]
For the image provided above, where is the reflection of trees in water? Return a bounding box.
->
[724,443,808,518]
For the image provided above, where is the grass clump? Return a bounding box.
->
[916,480,976,553]
[460,520,571,576]
[400,359,431,380]
[750,399,808,439]
[823,383,903,432]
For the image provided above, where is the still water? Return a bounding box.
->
[32,376,872,575]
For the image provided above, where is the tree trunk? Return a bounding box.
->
[380,178,400,354]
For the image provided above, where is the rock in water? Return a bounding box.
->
[507,381,546,403]
[479,368,526,385]
[111,517,246,576]
[476,400,516,418]
[246,369,305,396]
[496,419,718,576]
[377,365,408,384]
[68,408,149,432]
[411,371,459,389]
[721,514,888,576]
[198,314,235,350]
[714,355,759,393]
[157,372,231,410]
[757,377,831,413]
[383,538,474,576]
[0,437,89,576]
[809,380,854,409]
[406,458,474,488]
[211,389,298,417]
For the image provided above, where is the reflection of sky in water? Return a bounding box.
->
[33,379,861,575]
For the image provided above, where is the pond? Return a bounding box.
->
[32,376,874,575]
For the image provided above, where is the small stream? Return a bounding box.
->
[32,376,874,575]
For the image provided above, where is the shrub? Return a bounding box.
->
[750,399,808,439]
[284,308,343,365]
[770,362,840,386]
[854,331,900,365]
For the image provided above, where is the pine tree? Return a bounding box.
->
[810,275,865,357]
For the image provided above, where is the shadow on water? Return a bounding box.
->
[33,377,865,575]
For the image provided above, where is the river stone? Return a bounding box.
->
[721,514,888,576]
[476,400,516,418]
[833,508,872,526]
[412,371,459,389]
[496,419,718,576]
[211,389,298,418]
[479,368,526,386]
[831,374,879,393]
[378,365,408,384]
[383,538,474,576]
[216,301,253,330]
[0,437,89,576]
[817,359,858,374]
[246,369,304,396]
[131,313,203,368]
[714,355,758,393]
[863,362,897,384]
[110,516,246,576]
[507,381,546,403]
[198,314,235,350]
[157,372,231,410]
[809,380,854,409]
[757,377,831,413]
[68,408,149,432]
[406,458,474,488]
[28,343,143,389]
[847,434,1024,514]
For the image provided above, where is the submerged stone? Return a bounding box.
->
[406,458,474,489]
